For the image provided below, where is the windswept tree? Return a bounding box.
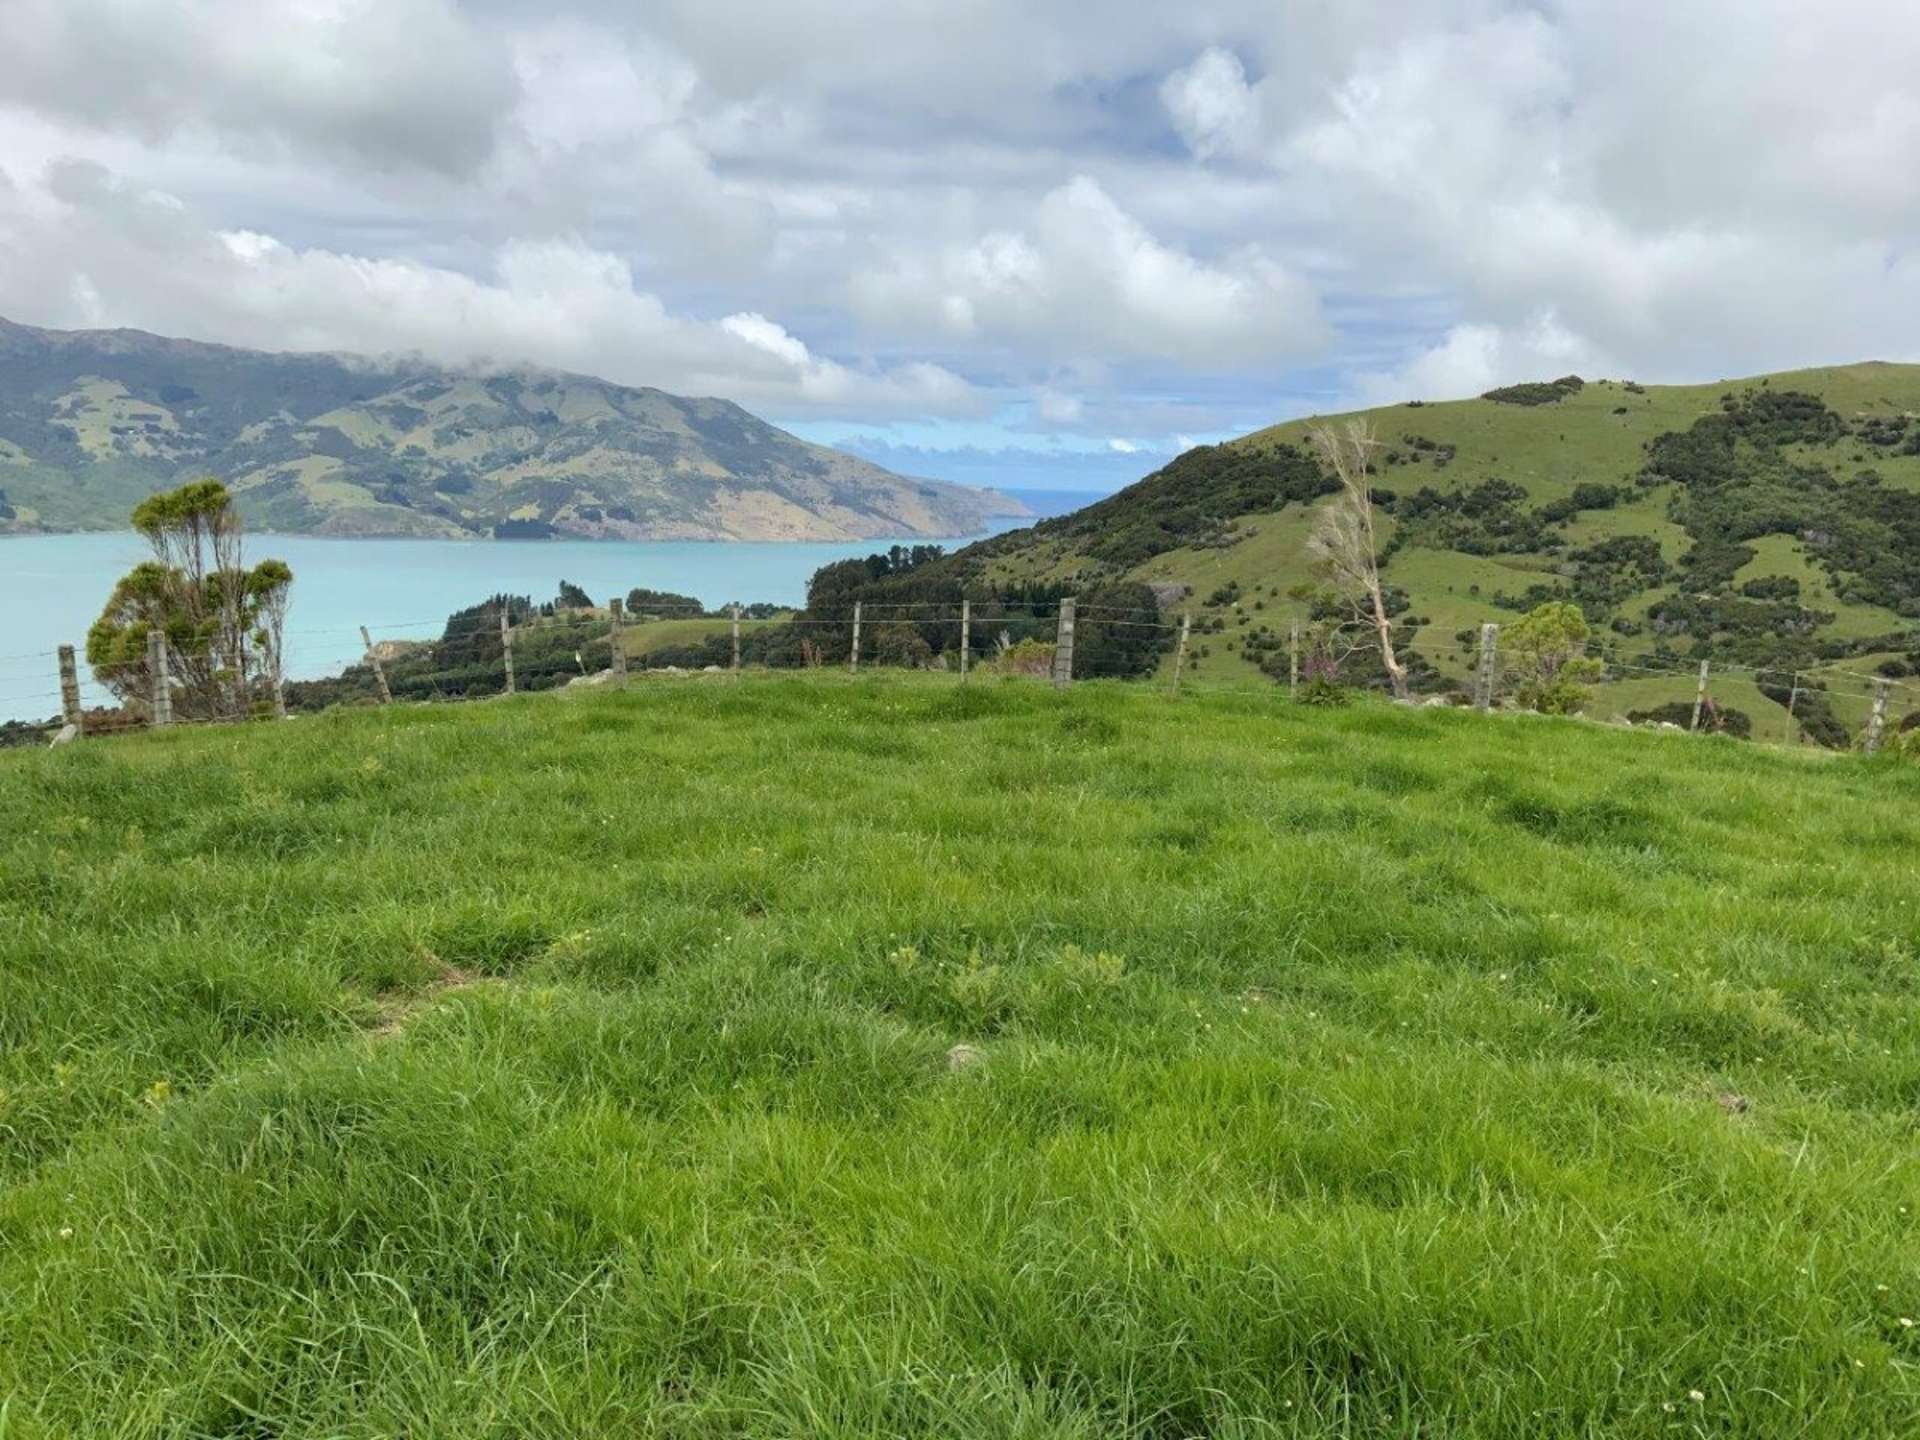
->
[1305,419,1409,700]
[86,480,293,720]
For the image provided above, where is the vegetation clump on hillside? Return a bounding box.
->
[1481,374,1585,405]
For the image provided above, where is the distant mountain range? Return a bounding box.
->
[0,318,1026,541]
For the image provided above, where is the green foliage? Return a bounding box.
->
[1481,375,1584,406]
[1625,700,1753,739]
[86,479,292,719]
[971,440,1334,570]
[994,636,1053,676]
[624,586,707,617]
[1505,601,1603,714]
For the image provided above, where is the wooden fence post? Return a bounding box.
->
[1170,611,1191,695]
[1690,659,1710,733]
[607,598,627,684]
[56,644,83,739]
[148,630,173,727]
[1288,620,1300,699]
[1866,678,1892,753]
[850,602,862,673]
[360,626,393,705]
[270,635,287,721]
[1052,597,1076,689]
[1786,673,1801,744]
[959,599,971,681]
[501,610,516,696]
[1474,623,1499,713]
[731,604,742,672]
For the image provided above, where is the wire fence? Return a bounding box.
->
[6,593,1918,758]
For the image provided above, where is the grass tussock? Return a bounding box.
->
[4,673,1920,1437]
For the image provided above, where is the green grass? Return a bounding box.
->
[5,674,1920,1437]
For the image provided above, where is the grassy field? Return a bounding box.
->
[4,673,1920,1437]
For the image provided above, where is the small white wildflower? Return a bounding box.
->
[1688,1389,1705,1403]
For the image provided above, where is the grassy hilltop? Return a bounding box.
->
[5,674,1920,1436]
[828,364,1920,739]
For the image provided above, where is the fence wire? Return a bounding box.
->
[8,596,1917,759]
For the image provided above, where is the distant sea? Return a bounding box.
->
[0,489,1104,725]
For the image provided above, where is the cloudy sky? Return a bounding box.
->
[2,1,1917,491]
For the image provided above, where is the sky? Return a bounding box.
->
[1,2,1917,492]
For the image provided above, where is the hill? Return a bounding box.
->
[0,318,1024,541]
[792,363,1920,739]
[4,674,1919,1435]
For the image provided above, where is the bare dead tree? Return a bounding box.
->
[1306,418,1409,700]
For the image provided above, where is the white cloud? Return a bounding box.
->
[2,0,1919,457]
[0,0,516,176]
[853,175,1326,366]
[1162,48,1260,161]
[1034,388,1084,424]
[0,161,982,421]
[1108,438,1141,454]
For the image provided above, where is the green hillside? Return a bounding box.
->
[5,675,1920,1436]
[0,318,1023,541]
[906,364,1920,728]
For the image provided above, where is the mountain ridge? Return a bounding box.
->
[0,317,1025,542]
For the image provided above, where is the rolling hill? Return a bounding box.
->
[0,318,1024,541]
[802,363,1920,737]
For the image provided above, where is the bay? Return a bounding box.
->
[0,520,1038,723]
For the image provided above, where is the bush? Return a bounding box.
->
[1504,601,1602,714]
[1483,376,1584,407]
[1626,701,1753,738]
[871,622,933,668]
[995,637,1053,677]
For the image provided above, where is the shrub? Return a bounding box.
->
[995,637,1053,677]
[1504,601,1602,714]
[1483,376,1584,407]
[872,622,933,668]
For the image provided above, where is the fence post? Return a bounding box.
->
[1786,672,1801,744]
[849,602,862,673]
[56,644,83,740]
[731,604,742,672]
[1474,623,1499,713]
[270,636,287,721]
[1690,659,1710,733]
[959,599,971,681]
[1288,620,1300,699]
[1866,678,1891,753]
[1052,597,1076,689]
[501,609,516,696]
[360,626,393,705]
[148,630,173,727]
[1169,611,1191,695]
[607,598,627,684]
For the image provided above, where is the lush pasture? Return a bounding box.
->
[3,674,1919,1437]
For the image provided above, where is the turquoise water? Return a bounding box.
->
[0,524,1029,723]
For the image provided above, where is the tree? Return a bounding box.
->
[85,480,293,720]
[1505,600,1602,714]
[1306,419,1409,699]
